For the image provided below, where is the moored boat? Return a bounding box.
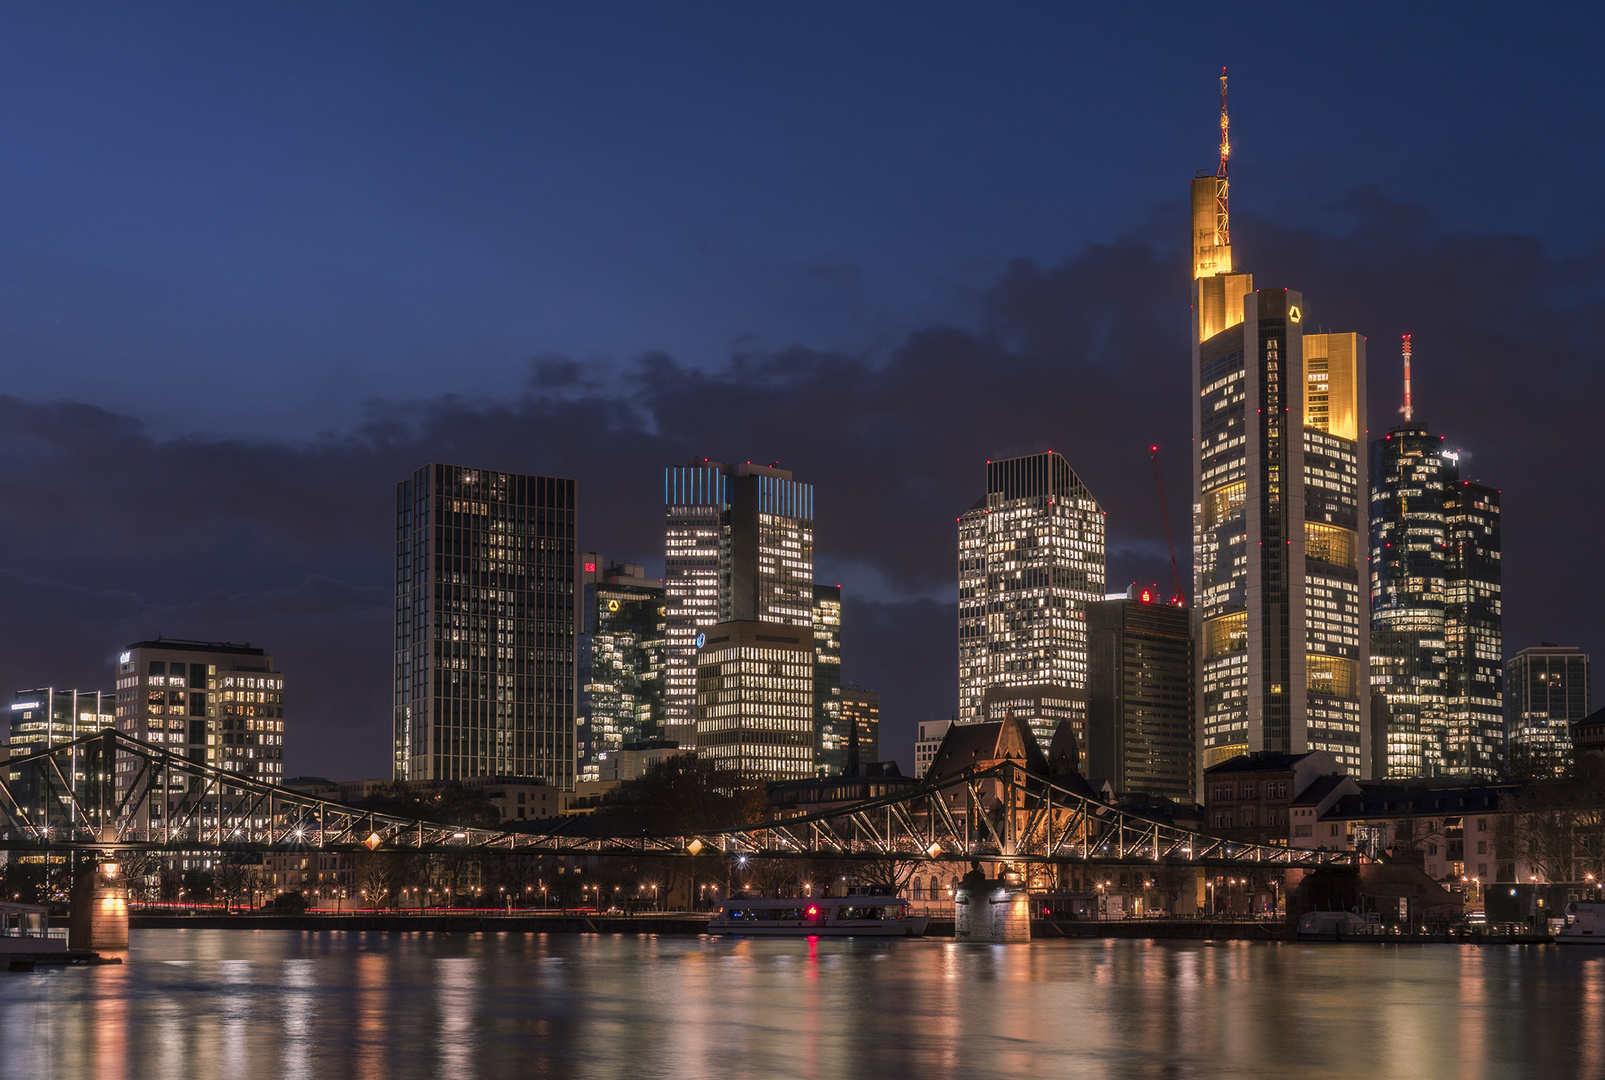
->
[709,894,929,937]
[1556,901,1605,944]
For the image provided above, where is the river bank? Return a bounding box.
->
[126,912,1549,943]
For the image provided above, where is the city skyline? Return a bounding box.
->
[1,15,1601,780]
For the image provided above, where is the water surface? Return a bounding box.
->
[0,929,1599,1079]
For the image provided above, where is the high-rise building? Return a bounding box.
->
[1506,645,1591,772]
[840,684,880,770]
[1190,77,1370,779]
[695,620,814,779]
[956,451,1105,751]
[1444,468,1503,773]
[1370,422,1451,776]
[113,640,285,784]
[664,460,814,746]
[8,689,114,753]
[6,689,115,829]
[577,561,667,783]
[1086,587,1196,802]
[812,584,843,775]
[394,464,577,788]
[914,718,954,779]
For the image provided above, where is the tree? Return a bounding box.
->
[593,756,768,837]
[362,781,502,829]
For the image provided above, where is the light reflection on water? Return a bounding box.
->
[0,930,1600,1079]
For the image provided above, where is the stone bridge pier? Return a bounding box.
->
[953,864,1031,943]
[69,860,129,952]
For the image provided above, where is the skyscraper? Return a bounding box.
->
[394,464,577,788]
[663,459,814,746]
[840,684,880,771]
[812,584,843,775]
[1370,420,1451,776]
[1506,645,1590,773]
[695,620,814,779]
[7,689,115,830]
[1444,467,1503,773]
[1365,335,1504,778]
[577,561,666,783]
[113,640,285,787]
[1086,587,1196,802]
[956,451,1105,752]
[1190,76,1370,778]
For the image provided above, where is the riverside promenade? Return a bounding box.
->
[126,911,1548,943]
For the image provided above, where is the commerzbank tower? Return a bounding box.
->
[1189,70,1372,782]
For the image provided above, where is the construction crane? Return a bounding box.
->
[1150,445,1186,606]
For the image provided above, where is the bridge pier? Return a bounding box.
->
[69,861,128,952]
[954,865,1030,943]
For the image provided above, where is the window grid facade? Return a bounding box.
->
[1190,220,1371,778]
[957,451,1105,752]
[695,623,815,781]
[664,461,815,746]
[578,574,666,783]
[394,464,576,788]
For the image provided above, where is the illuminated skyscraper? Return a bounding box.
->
[1444,469,1503,773]
[1370,422,1451,776]
[394,464,577,788]
[1367,355,1504,779]
[813,584,843,775]
[840,685,881,770]
[664,460,814,746]
[1190,76,1370,778]
[577,561,666,783]
[1506,645,1591,772]
[956,451,1105,751]
[695,620,814,779]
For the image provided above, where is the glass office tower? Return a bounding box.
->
[577,562,666,783]
[1190,148,1370,779]
[394,464,577,788]
[957,451,1105,752]
[664,460,814,747]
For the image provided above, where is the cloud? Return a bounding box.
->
[1,191,1600,777]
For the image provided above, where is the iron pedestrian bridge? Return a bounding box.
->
[1,731,1353,869]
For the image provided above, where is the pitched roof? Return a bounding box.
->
[1204,751,1319,775]
[925,713,1049,780]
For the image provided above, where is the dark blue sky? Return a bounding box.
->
[1,3,1601,778]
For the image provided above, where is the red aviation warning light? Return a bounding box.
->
[1401,334,1414,423]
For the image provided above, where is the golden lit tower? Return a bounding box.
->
[1190,74,1371,781]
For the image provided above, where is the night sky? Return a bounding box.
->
[2,4,1601,780]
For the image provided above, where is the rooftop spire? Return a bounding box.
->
[1216,67,1230,248]
[1401,334,1414,422]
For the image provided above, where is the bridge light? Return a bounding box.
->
[687,839,703,856]
[927,843,942,858]
[364,832,382,851]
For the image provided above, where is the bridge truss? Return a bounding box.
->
[0,731,1352,871]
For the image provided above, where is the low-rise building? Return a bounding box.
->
[768,761,916,817]
[1202,751,1347,848]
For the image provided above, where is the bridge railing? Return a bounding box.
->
[0,731,1355,869]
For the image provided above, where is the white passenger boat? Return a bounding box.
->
[709,895,929,937]
[1556,901,1605,944]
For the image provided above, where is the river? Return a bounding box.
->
[0,930,1600,1079]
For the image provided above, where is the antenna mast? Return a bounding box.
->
[1401,334,1414,422]
[1216,67,1230,248]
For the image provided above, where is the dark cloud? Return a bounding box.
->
[2,192,1600,778]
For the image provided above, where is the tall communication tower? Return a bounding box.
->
[1215,67,1230,248]
[1401,334,1414,422]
